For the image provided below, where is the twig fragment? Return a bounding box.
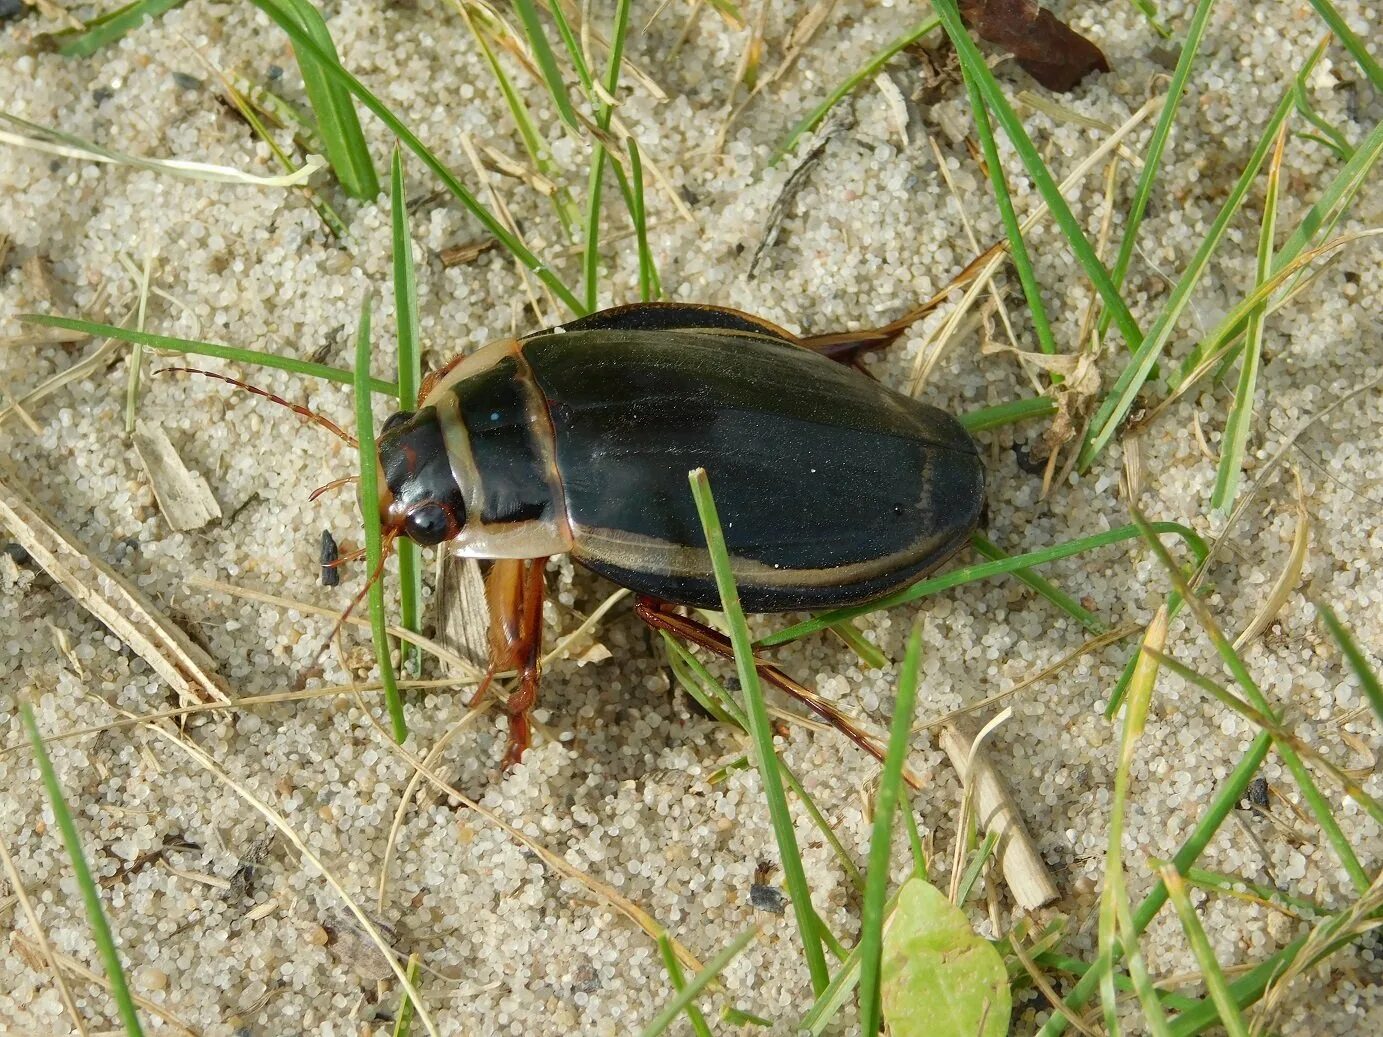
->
[939,716,1059,910]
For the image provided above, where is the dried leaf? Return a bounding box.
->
[959,0,1109,92]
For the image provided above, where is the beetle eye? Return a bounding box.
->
[404,503,452,546]
[381,411,414,436]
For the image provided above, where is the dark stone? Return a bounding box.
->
[749,883,787,914]
[320,530,340,587]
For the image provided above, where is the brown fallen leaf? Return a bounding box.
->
[960,0,1109,92]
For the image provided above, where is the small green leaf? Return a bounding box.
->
[881,877,1010,1037]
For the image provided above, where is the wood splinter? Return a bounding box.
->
[940,716,1059,911]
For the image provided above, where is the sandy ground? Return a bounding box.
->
[2,1,1381,1034]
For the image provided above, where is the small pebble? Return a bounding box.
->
[320,530,340,587]
[749,883,787,915]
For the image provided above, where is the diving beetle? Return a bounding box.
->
[370,301,984,766]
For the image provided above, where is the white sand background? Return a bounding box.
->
[2,1,1381,1034]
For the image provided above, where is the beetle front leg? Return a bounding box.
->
[634,597,922,788]
[478,556,549,767]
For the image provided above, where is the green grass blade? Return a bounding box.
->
[392,952,423,1037]
[1126,0,1171,37]
[265,0,379,199]
[513,0,580,131]
[772,15,940,166]
[900,790,928,880]
[1306,0,1383,88]
[458,5,578,236]
[581,0,634,310]
[1166,934,1310,1036]
[390,149,424,677]
[1149,650,1383,825]
[689,468,830,995]
[953,829,1000,906]
[1112,893,1174,1037]
[352,297,406,742]
[1098,603,1166,1034]
[55,0,188,58]
[544,0,594,89]
[959,395,1057,432]
[1159,866,1251,1037]
[245,0,582,313]
[1097,0,1218,345]
[1131,508,1369,890]
[971,532,1105,634]
[857,623,925,1036]
[758,521,1208,647]
[22,314,398,395]
[628,138,659,302]
[799,885,911,1034]
[639,926,758,1037]
[660,633,865,891]
[962,72,1057,358]
[21,703,146,1037]
[1268,115,1383,274]
[1173,114,1383,389]
[1181,865,1325,919]
[1078,83,1296,470]
[656,934,713,1037]
[1292,64,1355,161]
[828,620,888,670]
[1211,123,1286,512]
[219,70,349,239]
[932,0,1143,351]
[1036,730,1275,1036]
[1314,601,1383,726]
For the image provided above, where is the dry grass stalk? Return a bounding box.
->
[940,716,1060,910]
[0,838,90,1036]
[0,471,230,704]
[9,931,199,1035]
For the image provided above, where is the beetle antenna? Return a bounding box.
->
[157,366,358,447]
[309,474,361,502]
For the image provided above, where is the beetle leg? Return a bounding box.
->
[796,246,998,366]
[479,558,549,767]
[634,597,922,789]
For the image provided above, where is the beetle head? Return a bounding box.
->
[375,407,467,546]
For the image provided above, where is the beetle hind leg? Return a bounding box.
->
[634,597,921,788]
[479,557,549,768]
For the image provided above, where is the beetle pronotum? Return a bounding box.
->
[179,300,984,770]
